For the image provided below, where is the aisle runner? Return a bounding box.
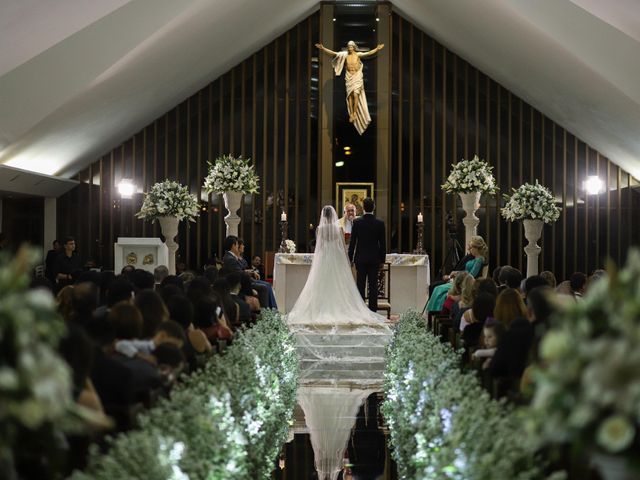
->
[291,322,393,479]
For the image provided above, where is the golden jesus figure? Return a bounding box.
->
[316,41,384,135]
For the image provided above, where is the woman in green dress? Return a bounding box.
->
[427,236,489,312]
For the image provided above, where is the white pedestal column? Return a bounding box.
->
[158,216,179,275]
[459,191,481,247]
[523,219,544,277]
[223,191,243,237]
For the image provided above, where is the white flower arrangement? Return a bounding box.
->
[530,249,640,465]
[203,154,260,195]
[383,311,546,480]
[136,180,200,222]
[441,155,498,194]
[284,239,296,253]
[73,309,299,480]
[501,181,560,223]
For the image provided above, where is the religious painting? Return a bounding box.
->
[336,182,374,216]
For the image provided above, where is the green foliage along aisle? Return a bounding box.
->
[73,310,299,480]
[382,311,543,480]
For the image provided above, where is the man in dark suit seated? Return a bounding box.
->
[222,235,277,309]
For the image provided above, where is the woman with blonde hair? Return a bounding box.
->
[427,235,489,312]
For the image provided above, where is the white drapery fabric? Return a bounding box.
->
[331,52,371,135]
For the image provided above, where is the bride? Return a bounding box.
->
[287,205,388,326]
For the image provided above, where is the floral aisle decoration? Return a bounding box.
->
[73,310,299,480]
[135,180,200,223]
[441,155,498,245]
[530,250,640,477]
[383,311,546,480]
[501,180,560,276]
[0,248,88,475]
[202,154,260,195]
[203,154,260,237]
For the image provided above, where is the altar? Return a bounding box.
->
[273,253,430,315]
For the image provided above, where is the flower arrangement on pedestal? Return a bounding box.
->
[135,180,200,223]
[441,155,498,195]
[203,154,260,195]
[442,155,498,246]
[500,180,560,224]
[530,250,640,477]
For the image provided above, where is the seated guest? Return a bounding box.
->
[239,273,261,313]
[115,320,185,360]
[523,275,549,301]
[493,288,528,327]
[93,278,135,320]
[212,278,241,330]
[154,265,169,286]
[427,236,488,312]
[569,272,587,300]
[489,310,535,381]
[539,270,557,288]
[222,236,277,309]
[160,275,184,292]
[461,292,495,352]
[134,289,170,338]
[472,319,506,369]
[186,276,213,305]
[130,269,155,291]
[45,239,61,282]
[56,285,75,322]
[497,266,523,292]
[453,275,476,331]
[193,296,233,342]
[165,294,212,355]
[227,271,253,326]
[154,343,187,386]
[251,255,265,280]
[442,271,470,316]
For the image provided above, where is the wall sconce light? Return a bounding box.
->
[584,175,604,195]
[117,179,135,198]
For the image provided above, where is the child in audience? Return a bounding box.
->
[472,319,505,369]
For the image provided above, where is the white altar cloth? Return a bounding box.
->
[274,253,430,315]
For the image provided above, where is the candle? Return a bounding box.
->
[417,212,423,223]
[281,212,287,222]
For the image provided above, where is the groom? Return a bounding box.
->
[348,197,386,312]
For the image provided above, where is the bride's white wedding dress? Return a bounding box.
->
[286,206,391,480]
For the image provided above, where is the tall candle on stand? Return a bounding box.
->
[417,212,423,223]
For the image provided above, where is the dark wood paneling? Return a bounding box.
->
[390,13,639,280]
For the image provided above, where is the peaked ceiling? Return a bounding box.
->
[1,0,639,184]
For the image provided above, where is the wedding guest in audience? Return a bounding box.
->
[472,319,506,369]
[57,285,75,321]
[569,272,587,300]
[160,274,185,292]
[427,235,488,312]
[108,302,162,400]
[454,274,476,331]
[176,262,187,276]
[203,265,219,284]
[497,266,522,292]
[154,343,187,387]
[71,282,99,326]
[115,320,185,361]
[461,292,495,351]
[523,275,549,300]
[166,294,212,358]
[178,270,196,288]
[45,239,61,282]
[539,270,557,288]
[239,272,262,314]
[442,271,470,316]
[227,271,253,326]
[53,237,83,289]
[130,269,155,291]
[493,288,528,327]
[492,266,503,285]
[186,276,212,305]
[154,265,169,285]
[251,255,265,280]
[212,277,241,329]
[120,265,135,277]
[193,296,233,342]
[134,289,170,338]
[93,278,135,320]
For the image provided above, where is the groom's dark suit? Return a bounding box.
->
[348,213,386,312]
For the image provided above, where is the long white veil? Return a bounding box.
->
[286,205,391,480]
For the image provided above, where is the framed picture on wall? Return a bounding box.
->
[336,182,375,216]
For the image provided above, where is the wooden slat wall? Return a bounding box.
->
[58,14,320,270]
[390,13,639,280]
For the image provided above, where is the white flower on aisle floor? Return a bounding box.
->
[203,154,260,195]
[284,239,296,254]
[441,155,498,194]
[530,249,640,465]
[501,180,560,223]
[136,180,200,222]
